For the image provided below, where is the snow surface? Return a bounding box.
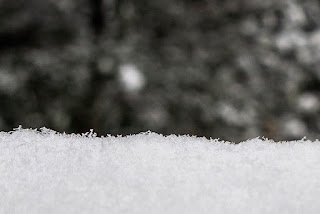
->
[1,128,320,214]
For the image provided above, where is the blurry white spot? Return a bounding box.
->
[286,2,306,27]
[296,47,314,64]
[297,93,319,114]
[276,31,307,53]
[119,64,146,93]
[142,107,168,129]
[282,118,306,138]
[237,54,256,72]
[219,103,256,126]
[51,109,71,130]
[308,30,320,58]
[0,70,19,94]
[28,50,54,67]
[310,31,320,46]
[241,18,258,36]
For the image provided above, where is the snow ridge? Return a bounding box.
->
[0,128,319,214]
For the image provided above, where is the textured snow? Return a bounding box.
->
[1,128,320,214]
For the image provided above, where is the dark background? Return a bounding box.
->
[0,0,319,142]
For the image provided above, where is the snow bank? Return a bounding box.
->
[1,128,320,214]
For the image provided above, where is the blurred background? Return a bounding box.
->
[0,0,319,142]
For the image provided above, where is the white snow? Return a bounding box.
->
[1,128,320,214]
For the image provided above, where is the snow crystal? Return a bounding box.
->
[0,128,320,214]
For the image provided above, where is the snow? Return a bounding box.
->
[1,128,320,214]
